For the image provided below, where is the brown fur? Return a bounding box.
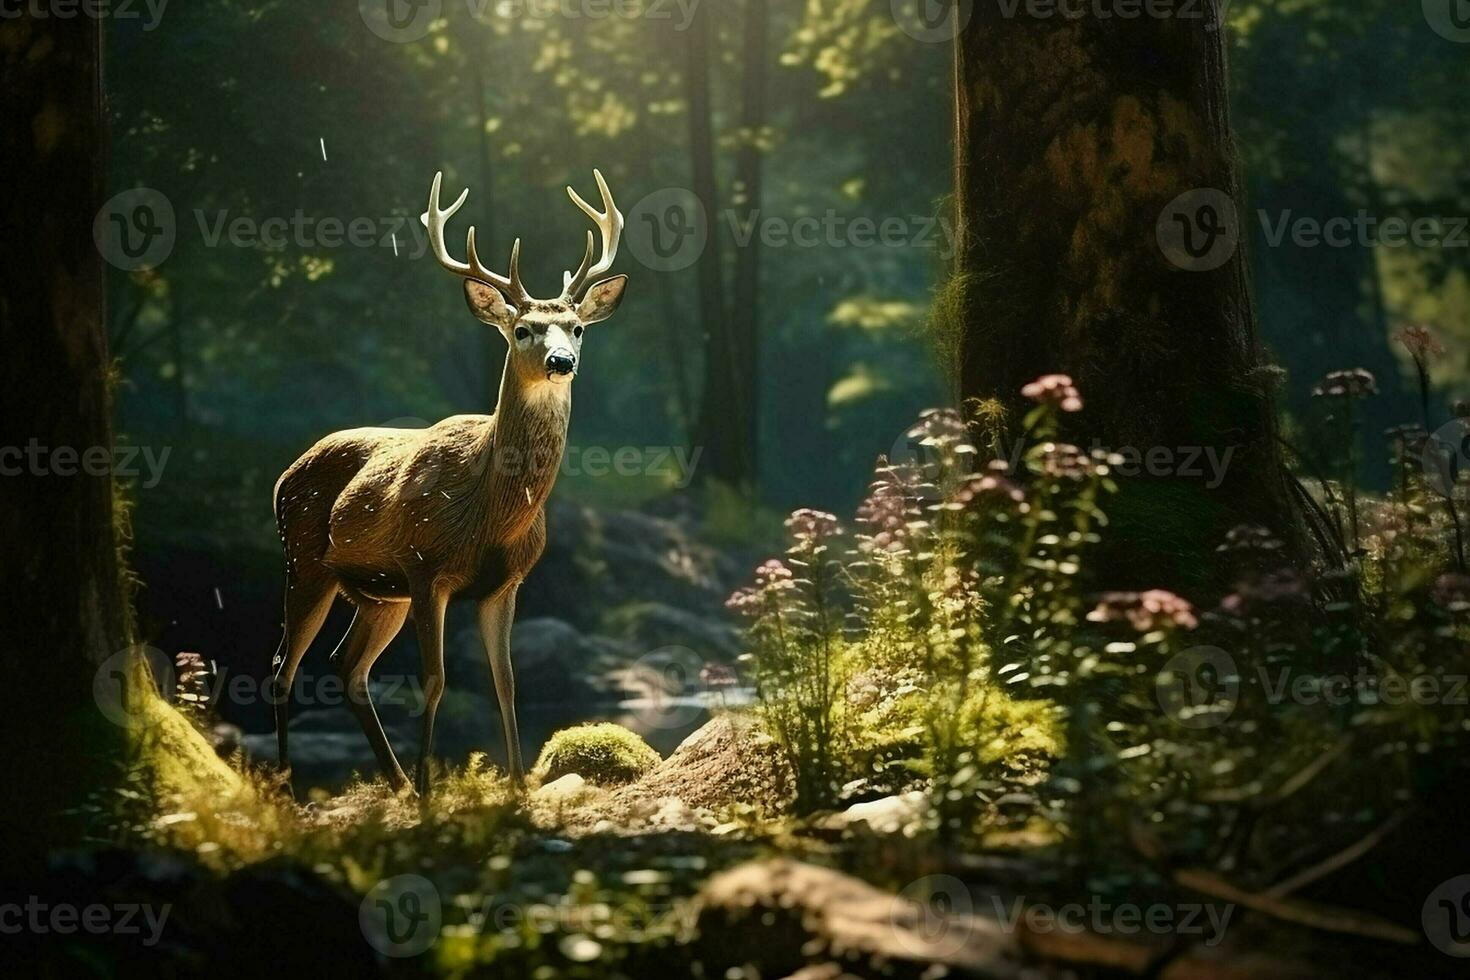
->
[268,293,622,794]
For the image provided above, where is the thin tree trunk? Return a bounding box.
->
[728,0,768,486]
[170,296,190,435]
[656,267,695,438]
[457,7,501,410]
[951,3,1302,591]
[687,1,749,489]
[0,13,129,855]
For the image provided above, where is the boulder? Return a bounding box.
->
[820,791,928,834]
[691,858,1024,980]
[615,715,793,814]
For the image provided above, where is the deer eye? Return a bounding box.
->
[514,326,531,342]
[573,325,584,339]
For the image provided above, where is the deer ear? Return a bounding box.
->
[464,279,516,330]
[575,275,628,325]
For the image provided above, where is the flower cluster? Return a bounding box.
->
[785,509,841,551]
[1021,373,1083,412]
[1039,442,1102,481]
[1394,323,1445,363]
[1311,368,1378,399]
[1432,573,1470,613]
[905,407,975,454]
[1216,523,1284,557]
[725,559,798,616]
[1219,569,1310,615]
[1086,590,1198,632]
[856,461,926,553]
[934,462,1028,512]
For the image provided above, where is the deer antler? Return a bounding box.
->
[422,171,531,310]
[560,169,624,304]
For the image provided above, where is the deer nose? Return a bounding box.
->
[545,351,576,377]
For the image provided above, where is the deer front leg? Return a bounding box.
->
[478,585,524,787]
[410,586,449,797]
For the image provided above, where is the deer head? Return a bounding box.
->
[421,169,628,387]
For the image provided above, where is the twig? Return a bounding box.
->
[1173,868,1419,945]
[1266,810,1409,898]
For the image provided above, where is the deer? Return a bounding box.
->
[267,170,627,795]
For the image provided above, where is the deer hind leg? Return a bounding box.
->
[335,600,411,790]
[410,587,450,796]
[478,586,524,786]
[271,567,337,775]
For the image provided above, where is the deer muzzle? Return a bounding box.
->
[545,349,576,381]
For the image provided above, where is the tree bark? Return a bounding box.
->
[0,14,130,851]
[688,2,751,489]
[950,3,1303,592]
[727,0,768,487]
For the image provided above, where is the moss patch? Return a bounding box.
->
[533,723,662,787]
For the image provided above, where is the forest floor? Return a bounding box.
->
[24,688,1433,980]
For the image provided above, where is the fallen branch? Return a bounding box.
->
[1266,810,1410,899]
[1173,868,1419,945]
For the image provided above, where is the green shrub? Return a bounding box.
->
[533,723,662,787]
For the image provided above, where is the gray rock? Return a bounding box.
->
[509,617,626,702]
[527,502,741,626]
[602,602,742,661]
[820,792,928,834]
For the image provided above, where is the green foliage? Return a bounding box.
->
[533,723,662,787]
[729,387,1104,821]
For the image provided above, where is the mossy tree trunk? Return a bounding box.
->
[1,15,129,854]
[949,3,1303,592]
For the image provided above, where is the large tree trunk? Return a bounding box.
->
[688,2,752,489]
[951,3,1303,592]
[1,15,129,851]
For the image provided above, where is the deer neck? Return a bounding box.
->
[484,358,571,522]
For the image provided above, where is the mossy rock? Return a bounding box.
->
[533,723,661,787]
